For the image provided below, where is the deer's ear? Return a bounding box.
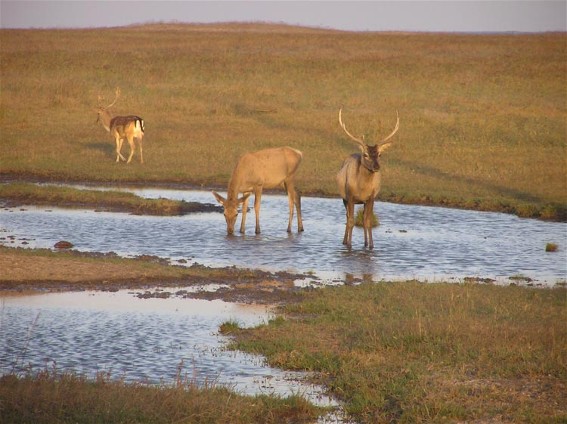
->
[212,191,226,205]
[378,142,393,155]
[238,193,251,204]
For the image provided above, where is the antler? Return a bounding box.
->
[105,87,121,109]
[338,108,365,147]
[378,110,400,146]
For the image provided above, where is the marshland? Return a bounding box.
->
[1,24,566,423]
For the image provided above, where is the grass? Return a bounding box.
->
[1,24,565,220]
[0,367,321,424]
[227,282,567,423]
[0,182,218,215]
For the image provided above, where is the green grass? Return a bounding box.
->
[228,282,567,423]
[1,24,565,220]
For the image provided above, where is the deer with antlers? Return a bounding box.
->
[96,88,145,164]
[212,147,304,236]
[336,108,399,249]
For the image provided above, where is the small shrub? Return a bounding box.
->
[354,209,379,228]
[545,243,558,252]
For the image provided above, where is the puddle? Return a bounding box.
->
[1,188,566,286]
[0,289,337,408]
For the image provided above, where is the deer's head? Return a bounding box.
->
[338,108,399,173]
[212,191,251,235]
[95,88,121,128]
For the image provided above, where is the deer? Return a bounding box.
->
[96,88,145,164]
[336,108,399,249]
[212,146,304,236]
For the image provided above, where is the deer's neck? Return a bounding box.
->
[226,178,242,200]
[226,164,253,200]
[99,110,113,132]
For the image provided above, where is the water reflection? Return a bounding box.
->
[1,188,566,285]
[0,289,335,406]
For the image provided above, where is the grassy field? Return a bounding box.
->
[228,282,567,423]
[1,24,565,219]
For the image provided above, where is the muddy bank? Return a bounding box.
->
[0,181,222,216]
[2,173,566,221]
[0,248,309,304]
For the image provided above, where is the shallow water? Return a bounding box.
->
[0,289,335,407]
[1,188,566,285]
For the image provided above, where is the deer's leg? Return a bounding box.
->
[254,187,263,234]
[240,194,250,234]
[343,199,355,247]
[363,200,375,249]
[285,181,304,233]
[115,137,125,162]
[295,190,304,232]
[284,182,294,233]
[138,135,144,164]
[126,136,135,164]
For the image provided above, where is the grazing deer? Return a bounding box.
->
[212,147,304,235]
[96,88,145,164]
[336,108,399,249]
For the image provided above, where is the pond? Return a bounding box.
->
[1,187,566,286]
[0,288,336,407]
[1,186,565,422]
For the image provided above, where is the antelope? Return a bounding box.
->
[212,147,304,235]
[336,108,399,249]
[96,88,145,164]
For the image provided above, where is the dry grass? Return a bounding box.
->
[229,281,567,423]
[0,368,321,424]
[0,24,565,219]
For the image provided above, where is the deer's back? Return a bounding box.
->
[233,147,302,190]
[110,116,144,138]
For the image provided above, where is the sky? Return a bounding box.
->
[1,1,566,33]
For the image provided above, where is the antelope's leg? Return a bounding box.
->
[254,188,263,234]
[240,194,250,234]
[126,136,135,164]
